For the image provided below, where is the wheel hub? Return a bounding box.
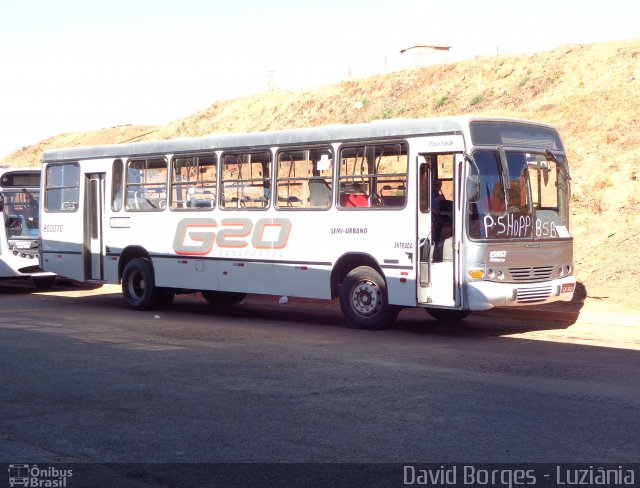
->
[129,272,146,298]
[351,280,381,316]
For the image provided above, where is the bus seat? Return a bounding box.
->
[5,215,24,237]
[223,196,239,208]
[253,196,269,207]
[126,191,138,209]
[277,195,301,207]
[189,197,214,208]
[339,181,369,207]
[188,190,215,208]
[442,237,453,261]
[380,184,406,207]
[308,179,332,207]
[380,195,406,207]
[340,193,369,207]
[433,237,454,262]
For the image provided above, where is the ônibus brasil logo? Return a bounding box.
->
[7,464,72,487]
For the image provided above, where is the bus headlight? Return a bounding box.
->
[468,269,484,280]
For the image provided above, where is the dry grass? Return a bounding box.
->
[3,38,640,312]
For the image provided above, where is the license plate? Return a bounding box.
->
[561,283,575,294]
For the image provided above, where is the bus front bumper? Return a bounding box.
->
[467,276,577,311]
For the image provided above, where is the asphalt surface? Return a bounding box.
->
[1,282,639,486]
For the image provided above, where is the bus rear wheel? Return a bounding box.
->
[201,290,247,305]
[339,266,399,330]
[425,307,470,322]
[122,257,173,310]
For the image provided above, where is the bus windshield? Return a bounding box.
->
[468,149,570,240]
[2,188,41,240]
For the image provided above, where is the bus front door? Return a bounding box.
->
[85,173,105,281]
[417,153,460,308]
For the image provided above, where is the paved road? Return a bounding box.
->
[1,281,639,483]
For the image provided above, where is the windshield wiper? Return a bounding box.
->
[545,149,571,180]
[544,149,558,163]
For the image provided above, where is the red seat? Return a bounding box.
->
[340,193,369,207]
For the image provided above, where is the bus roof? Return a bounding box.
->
[0,166,41,177]
[41,116,556,162]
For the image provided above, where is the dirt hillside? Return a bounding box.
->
[3,39,639,314]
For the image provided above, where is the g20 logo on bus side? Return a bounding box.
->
[173,218,292,255]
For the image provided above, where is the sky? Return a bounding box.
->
[1,0,638,160]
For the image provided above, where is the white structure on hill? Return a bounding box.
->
[399,44,452,69]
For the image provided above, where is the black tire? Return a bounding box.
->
[122,257,168,310]
[33,275,56,290]
[201,290,247,305]
[425,307,471,322]
[339,266,399,330]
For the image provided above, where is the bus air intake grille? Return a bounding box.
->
[509,266,554,282]
[516,286,553,303]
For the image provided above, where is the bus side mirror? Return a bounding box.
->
[466,175,479,203]
[0,195,4,212]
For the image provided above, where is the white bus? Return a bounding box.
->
[0,167,56,288]
[39,117,575,329]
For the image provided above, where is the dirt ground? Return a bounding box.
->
[3,38,639,315]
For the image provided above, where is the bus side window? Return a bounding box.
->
[338,143,408,209]
[275,147,333,210]
[221,151,271,210]
[111,159,124,212]
[125,158,168,212]
[45,163,80,212]
[171,154,217,210]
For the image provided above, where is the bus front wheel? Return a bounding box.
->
[122,257,173,310]
[339,266,399,330]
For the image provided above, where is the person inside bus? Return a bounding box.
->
[431,179,452,261]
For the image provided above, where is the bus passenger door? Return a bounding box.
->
[417,154,457,308]
[417,161,433,303]
[85,173,105,281]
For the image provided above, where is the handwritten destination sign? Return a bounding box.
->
[482,212,561,239]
